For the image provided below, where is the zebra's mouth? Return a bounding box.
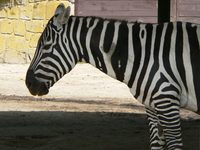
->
[29,82,49,96]
[26,70,49,96]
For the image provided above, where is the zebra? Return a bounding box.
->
[26,3,200,150]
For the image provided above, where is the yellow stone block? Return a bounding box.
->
[14,20,26,36]
[7,36,28,50]
[4,49,18,63]
[0,20,13,34]
[7,36,17,50]
[4,49,26,63]
[33,2,46,20]
[28,0,35,3]
[26,20,44,33]
[20,4,33,20]
[8,7,20,19]
[0,49,5,63]
[25,32,32,41]
[0,8,7,18]
[17,39,29,51]
[43,20,49,26]
[0,35,6,50]
[29,33,41,48]
[4,35,29,63]
[7,36,18,50]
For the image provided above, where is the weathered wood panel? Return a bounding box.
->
[177,0,200,17]
[75,0,200,23]
[176,0,200,23]
[75,0,157,23]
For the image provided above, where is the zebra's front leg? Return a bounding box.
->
[146,107,166,150]
[155,99,183,150]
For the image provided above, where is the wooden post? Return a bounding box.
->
[158,0,171,23]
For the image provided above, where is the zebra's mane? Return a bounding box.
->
[70,15,141,24]
[69,15,200,27]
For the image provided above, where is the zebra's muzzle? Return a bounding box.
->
[26,70,49,96]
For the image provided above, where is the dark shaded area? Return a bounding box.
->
[158,0,171,23]
[0,111,199,150]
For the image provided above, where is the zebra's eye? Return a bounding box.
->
[43,44,51,50]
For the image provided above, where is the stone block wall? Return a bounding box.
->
[0,0,72,63]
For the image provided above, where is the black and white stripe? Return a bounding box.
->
[26,4,200,150]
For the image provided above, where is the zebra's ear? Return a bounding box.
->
[60,6,71,24]
[55,3,65,16]
[56,6,71,25]
[55,4,71,25]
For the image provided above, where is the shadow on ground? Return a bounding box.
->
[0,111,199,150]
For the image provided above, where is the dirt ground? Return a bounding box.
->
[0,63,199,150]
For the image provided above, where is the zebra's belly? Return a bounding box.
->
[129,86,198,113]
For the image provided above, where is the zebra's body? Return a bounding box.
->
[26,4,200,150]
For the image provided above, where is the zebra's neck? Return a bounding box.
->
[66,16,144,84]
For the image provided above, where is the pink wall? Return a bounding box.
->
[75,0,200,23]
[75,0,157,23]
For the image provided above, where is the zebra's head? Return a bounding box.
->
[26,4,78,96]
